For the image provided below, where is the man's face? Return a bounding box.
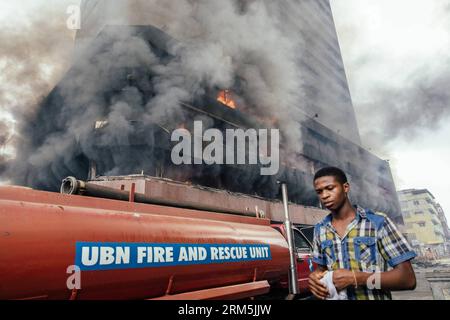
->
[314,176,349,211]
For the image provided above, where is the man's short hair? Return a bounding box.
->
[314,167,348,184]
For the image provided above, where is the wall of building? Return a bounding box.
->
[436,203,450,239]
[287,0,361,144]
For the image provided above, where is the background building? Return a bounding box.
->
[398,189,448,259]
[435,203,450,254]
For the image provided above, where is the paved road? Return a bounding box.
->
[392,261,450,300]
[392,268,433,300]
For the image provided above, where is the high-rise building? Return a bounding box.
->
[14,1,402,222]
[76,0,361,145]
[285,0,361,144]
[398,189,447,258]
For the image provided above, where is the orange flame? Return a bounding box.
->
[217,90,236,109]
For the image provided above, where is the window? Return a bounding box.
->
[413,200,420,206]
[414,211,424,215]
[299,226,315,244]
[293,230,311,252]
[429,209,436,215]
[435,231,444,238]
[417,222,426,227]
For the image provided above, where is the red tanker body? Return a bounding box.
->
[0,186,291,300]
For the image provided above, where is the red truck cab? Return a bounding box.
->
[271,223,317,298]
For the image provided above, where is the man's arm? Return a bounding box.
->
[333,261,416,291]
[308,225,330,299]
[359,261,416,290]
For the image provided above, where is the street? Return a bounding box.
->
[392,259,450,300]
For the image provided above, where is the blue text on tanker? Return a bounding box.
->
[75,242,272,271]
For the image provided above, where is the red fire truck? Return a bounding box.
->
[0,177,318,300]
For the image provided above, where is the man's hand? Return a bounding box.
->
[332,262,416,292]
[308,269,329,300]
[332,269,356,291]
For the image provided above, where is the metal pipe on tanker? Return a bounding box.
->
[60,176,259,218]
[280,182,299,296]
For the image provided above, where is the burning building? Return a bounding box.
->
[10,0,402,222]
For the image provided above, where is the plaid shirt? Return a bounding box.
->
[312,206,417,300]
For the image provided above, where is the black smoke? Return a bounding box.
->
[359,65,450,147]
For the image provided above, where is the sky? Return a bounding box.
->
[0,0,449,222]
[331,0,450,223]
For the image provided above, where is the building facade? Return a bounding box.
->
[76,0,361,145]
[12,1,403,224]
[398,189,448,259]
[435,203,450,255]
[289,0,362,145]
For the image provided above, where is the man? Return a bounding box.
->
[308,167,417,300]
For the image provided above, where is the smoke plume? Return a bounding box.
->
[5,0,309,188]
[1,1,402,217]
[358,62,450,151]
[0,2,76,178]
